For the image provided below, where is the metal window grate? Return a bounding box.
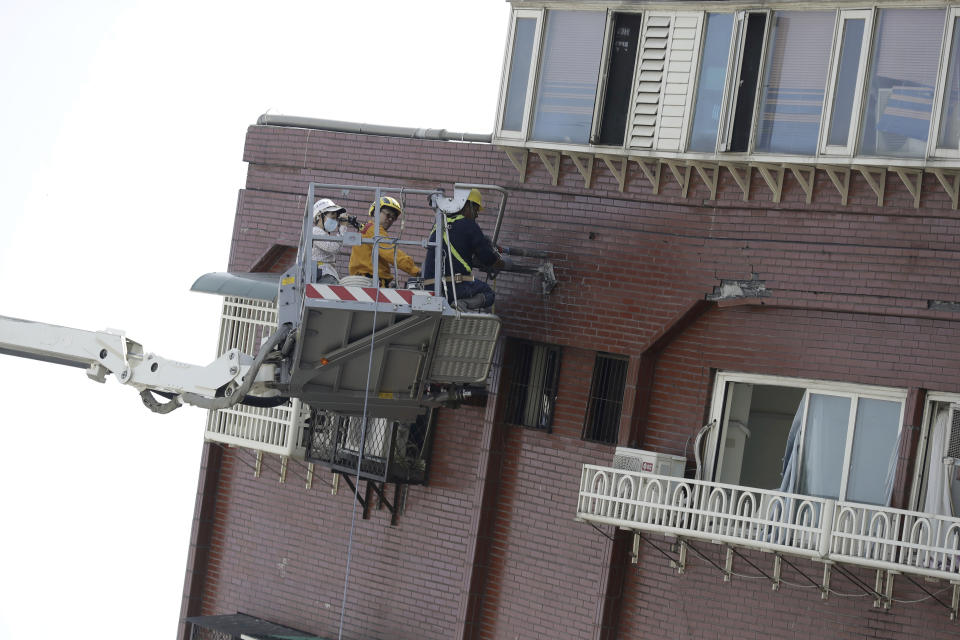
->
[582,353,628,444]
[305,409,433,484]
[503,340,561,431]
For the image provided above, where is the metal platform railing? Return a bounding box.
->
[204,296,307,458]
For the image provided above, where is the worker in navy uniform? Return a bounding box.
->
[423,188,506,311]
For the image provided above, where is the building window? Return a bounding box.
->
[503,340,561,431]
[820,10,872,154]
[595,12,644,146]
[530,10,607,144]
[858,8,946,158]
[707,374,905,506]
[725,12,768,152]
[753,11,834,155]
[915,397,960,517]
[935,10,960,155]
[495,6,960,165]
[688,13,735,152]
[499,11,541,137]
[582,353,628,444]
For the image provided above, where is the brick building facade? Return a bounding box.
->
[180,1,960,637]
[178,120,960,639]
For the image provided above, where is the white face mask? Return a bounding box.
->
[323,217,339,233]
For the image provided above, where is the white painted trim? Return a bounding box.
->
[745,10,772,153]
[931,7,960,158]
[590,9,618,143]
[514,1,954,11]
[720,11,748,151]
[705,371,908,499]
[911,391,960,509]
[820,9,875,157]
[495,8,544,141]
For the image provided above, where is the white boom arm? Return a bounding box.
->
[0,315,281,414]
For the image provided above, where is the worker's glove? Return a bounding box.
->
[486,255,511,279]
[340,214,361,230]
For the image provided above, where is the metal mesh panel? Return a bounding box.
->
[305,409,432,484]
[189,627,232,640]
[503,340,560,431]
[429,316,501,382]
[582,353,628,444]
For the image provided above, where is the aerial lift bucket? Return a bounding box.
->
[193,183,507,422]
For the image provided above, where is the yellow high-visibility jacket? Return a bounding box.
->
[348,221,420,282]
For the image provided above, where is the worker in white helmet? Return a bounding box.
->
[312,198,357,284]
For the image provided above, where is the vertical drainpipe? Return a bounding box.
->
[891,387,926,510]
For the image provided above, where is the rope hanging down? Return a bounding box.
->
[337,261,382,640]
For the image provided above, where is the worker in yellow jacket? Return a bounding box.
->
[348,196,421,286]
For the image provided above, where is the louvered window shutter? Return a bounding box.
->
[628,13,703,151]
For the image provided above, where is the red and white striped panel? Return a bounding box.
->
[305,284,431,305]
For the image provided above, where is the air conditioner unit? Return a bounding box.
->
[613,447,686,477]
[946,404,960,466]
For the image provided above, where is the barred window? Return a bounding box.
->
[503,340,561,431]
[582,353,628,444]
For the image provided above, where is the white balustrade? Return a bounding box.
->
[577,464,960,583]
[830,502,960,580]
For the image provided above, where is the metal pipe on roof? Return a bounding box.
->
[256,114,492,143]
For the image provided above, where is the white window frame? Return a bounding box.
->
[706,372,906,503]
[931,7,960,159]
[494,8,544,141]
[589,10,617,144]
[910,391,960,511]
[819,9,874,157]
[684,11,738,154]
[719,10,771,153]
[589,9,644,147]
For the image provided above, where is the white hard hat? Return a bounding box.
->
[313,198,346,218]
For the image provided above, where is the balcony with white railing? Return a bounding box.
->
[577,465,960,587]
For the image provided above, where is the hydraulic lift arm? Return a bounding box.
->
[0,314,285,414]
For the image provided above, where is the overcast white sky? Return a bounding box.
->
[0,2,507,637]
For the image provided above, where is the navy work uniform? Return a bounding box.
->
[423,213,499,309]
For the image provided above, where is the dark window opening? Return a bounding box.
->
[582,353,628,444]
[503,340,561,431]
[729,13,768,152]
[596,12,644,145]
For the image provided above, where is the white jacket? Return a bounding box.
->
[312,225,345,280]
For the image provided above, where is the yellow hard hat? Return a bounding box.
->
[467,188,484,211]
[368,196,403,217]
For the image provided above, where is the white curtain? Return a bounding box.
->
[923,407,955,518]
[778,400,804,494]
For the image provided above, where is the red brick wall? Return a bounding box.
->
[620,542,957,640]
[184,123,960,639]
[199,406,491,639]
